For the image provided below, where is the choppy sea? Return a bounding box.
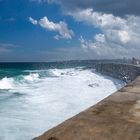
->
[0,60,125,140]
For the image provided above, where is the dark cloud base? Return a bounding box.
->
[52,0,140,17]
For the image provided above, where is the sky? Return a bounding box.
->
[0,0,140,62]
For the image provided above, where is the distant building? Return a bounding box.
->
[132,57,139,65]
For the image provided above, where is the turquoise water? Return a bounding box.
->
[0,61,125,140]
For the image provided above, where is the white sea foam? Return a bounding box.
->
[0,68,125,140]
[23,73,39,82]
[0,77,15,89]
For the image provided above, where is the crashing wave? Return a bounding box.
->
[23,73,39,82]
[0,77,15,89]
[0,67,125,140]
[0,73,40,90]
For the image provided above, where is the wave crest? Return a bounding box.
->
[23,73,39,82]
[0,77,15,89]
[0,73,40,90]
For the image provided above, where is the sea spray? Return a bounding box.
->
[0,66,125,140]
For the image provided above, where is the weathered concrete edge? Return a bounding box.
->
[33,64,140,140]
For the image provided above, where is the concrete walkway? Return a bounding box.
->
[33,76,140,140]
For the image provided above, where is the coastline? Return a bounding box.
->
[33,76,140,140]
[33,64,140,140]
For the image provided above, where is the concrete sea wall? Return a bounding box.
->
[95,63,140,83]
[33,63,140,140]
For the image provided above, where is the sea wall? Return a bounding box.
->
[95,63,140,83]
[33,76,140,140]
[33,63,140,140]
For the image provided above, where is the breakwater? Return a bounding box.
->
[33,63,140,140]
[95,63,140,83]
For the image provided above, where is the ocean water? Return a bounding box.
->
[0,61,125,140]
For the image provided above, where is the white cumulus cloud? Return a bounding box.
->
[29,16,74,40]
[29,17,38,25]
[69,9,140,58]
[29,1,140,59]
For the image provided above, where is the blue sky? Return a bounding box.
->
[0,0,140,61]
